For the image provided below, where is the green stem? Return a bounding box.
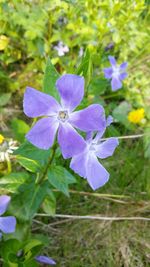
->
[36,144,57,184]
[6,157,11,174]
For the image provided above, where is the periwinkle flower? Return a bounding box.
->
[103,56,128,91]
[54,41,69,57]
[35,255,56,265]
[70,121,119,190]
[23,74,105,159]
[0,195,16,235]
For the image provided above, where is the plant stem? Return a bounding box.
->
[37,144,57,184]
[6,157,11,174]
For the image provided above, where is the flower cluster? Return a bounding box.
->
[24,74,118,190]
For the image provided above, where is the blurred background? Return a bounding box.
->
[0,1,150,266]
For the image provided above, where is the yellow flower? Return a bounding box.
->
[0,134,4,144]
[128,108,145,124]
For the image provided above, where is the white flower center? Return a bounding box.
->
[58,110,69,122]
[89,142,97,153]
[112,66,120,77]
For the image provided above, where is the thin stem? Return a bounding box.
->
[6,157,11,174]
[37,144,57,184]
[52,189,130,199]
[101,133,149,141]
[35,213,150,222]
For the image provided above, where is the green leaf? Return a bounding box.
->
[0,172,30,193]
[11,119,30,142]
[14,141,51,166]
[11,181,48,221]
[88,77,108,95]
[76,48,93,87]
[0,93,11,107]
[17,156,41,173]
[48,166,76,196]
[23,239,42,255]
[42,190,56,215]
[112,101,132,129]
[43,57,60,99]
[0,239,21,263]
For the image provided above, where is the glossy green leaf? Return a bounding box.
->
[48,165,76,196]
[14,141,51,166]
[42,190,56,215]
[17,156,41,173]
[0,172,30,193]
[11,119,30,143]
[76,48,93,87]
[43,57,60,99]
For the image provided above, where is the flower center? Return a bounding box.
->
[112,66,120,76]
[58,110,69,122]
[89,143,97,153]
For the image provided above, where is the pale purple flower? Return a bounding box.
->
[0,195,16,234]
[23,74,106,159]
[70,122,119,190]
[54,41,69,56]
[103,56,128,91]
[35,255,56,265]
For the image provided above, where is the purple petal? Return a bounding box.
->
[0,216,16,233]
[23,87,61,118]
[120,62,128,70]
[87,155,109,190]
[58,122,86,159]
[86,132,93,141]
[35,256,56,265]
[26,117,59,150]
[108,56,116,66]
[119,72,128,81]
[106,115,113,126]
[70,151,88,178]
[70,104,106,132]
[103,67,113,79]
[56,74,84,112]
[111,77,122,91]
[0,195,11,216]
[96,138,119,159]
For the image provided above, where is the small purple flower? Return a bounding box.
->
[103,56,128,91]
[23,74,106,159]
[0,195,16,234]
[54,41,69,56]
[35,255,56,265]
[70,122,119,190]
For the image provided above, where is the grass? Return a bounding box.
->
[33,138,150,267]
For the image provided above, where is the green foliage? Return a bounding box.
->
[48,165,76,196]
[11,119,30,143]
[43,57,60,99]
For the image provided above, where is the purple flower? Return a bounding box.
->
[0,195,16,234]
[54,41,69,56]
[70,122,119,190]
[35,255,56,265]
[23,74,106,159]
[103,56,128,91]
